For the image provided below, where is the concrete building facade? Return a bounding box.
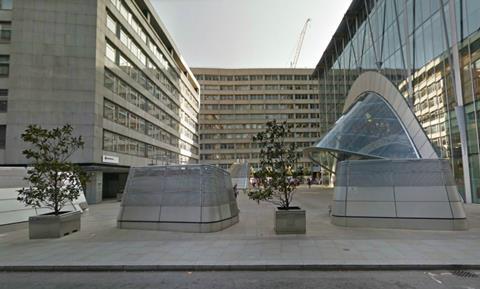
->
[0,0,200,203]
[193,68,321,173]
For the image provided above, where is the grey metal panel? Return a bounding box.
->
[395,202,453,218]
[164,167,201,193]
[441,168,457,186]
[201,206,222,222]
[160,206,202,223]
[158,222,201,233]
[160,191,202,207]
[446,186,463,202]
[202,191,219,207]
[390,159,441,172]
[394,186,449,202]
[122,192,163,206]
[450,202,467,219]
[346,201,396,217]
[118,221,158,231]
[347,186,395,201]
[335,171,348,187]
[121,206,161,222]
[118,164,239,232]
[336,161,348,178]
[219,203,231,219]
[348,171,392,187]
[392,172,444,187]
[331,200,346,216]
[330,159,467,230]
[333,186,347,201]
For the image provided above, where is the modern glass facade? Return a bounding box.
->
[313,0,480,203]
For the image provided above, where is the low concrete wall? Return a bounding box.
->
[0,167,88,226]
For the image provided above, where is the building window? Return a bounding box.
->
[0,0,12,10]
[0,55,8,77]
[106,14,116,34]
[0,125,5,149]
[0,100,7,112]
[0,22,11,42]
[105,43,116,62]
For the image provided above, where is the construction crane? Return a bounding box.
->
[290,18,311,68]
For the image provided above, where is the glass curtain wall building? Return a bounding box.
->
[313,0,480,203]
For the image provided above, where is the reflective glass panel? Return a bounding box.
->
[311,91,419,160]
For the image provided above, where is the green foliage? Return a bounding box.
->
[248,120,299,208]
[17,124,89,215]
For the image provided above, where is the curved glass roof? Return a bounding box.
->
[309,91,419,163]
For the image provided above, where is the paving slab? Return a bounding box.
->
[0,186,480,270]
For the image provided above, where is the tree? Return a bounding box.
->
[17,124,88,215]
[248,120,299,209]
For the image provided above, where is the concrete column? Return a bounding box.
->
[85,171,103,204]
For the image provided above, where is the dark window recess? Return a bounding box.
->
[0,55,9,77]
[0,89,7,96]
[0,125,5,149]
[0,100,7,112]
[0,22,11,41]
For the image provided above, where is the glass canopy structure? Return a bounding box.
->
[306,72,466,230]
[314,91,419,160]
[305,71,438,175]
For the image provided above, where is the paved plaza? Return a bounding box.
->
[0,185,480,269]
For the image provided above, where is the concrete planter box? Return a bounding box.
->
[274,207,306,234]
[29,211,81,239]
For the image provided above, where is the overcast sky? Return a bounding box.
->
[151,0,351,69]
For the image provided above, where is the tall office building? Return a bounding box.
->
[312,0,480,203]
[193,68,321,173]
[0,0,200,203]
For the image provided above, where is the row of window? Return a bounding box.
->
[200,151,307,161]
[200,141,314,151]
[200,113,321,121]
[199,122,320,130]
[214,162,313,170]
[109,0,199,108]
[201,84,319,91]
[202,94,319,101]
[104,69,182,132]
[103,130,189,163]
[106,41,197,123]
[196,74,312,81]
[201,103,320,111]
[200,131,320,140]
[103,99,182,148]
[109,0,171,75]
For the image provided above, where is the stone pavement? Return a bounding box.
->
[0,185,480,270]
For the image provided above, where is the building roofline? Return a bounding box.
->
[312,0,369,79]
[191,67,315,72]
[136,0,200,90]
